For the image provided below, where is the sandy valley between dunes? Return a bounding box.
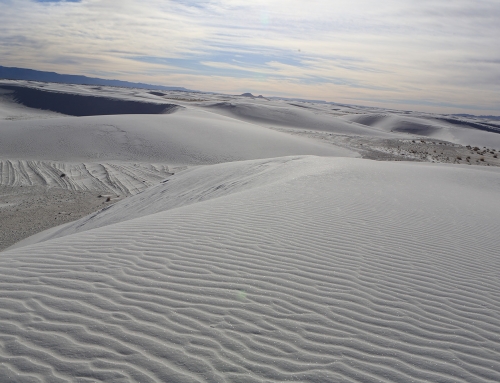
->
[0,186,122,250]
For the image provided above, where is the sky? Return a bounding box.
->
[0,0,499,115]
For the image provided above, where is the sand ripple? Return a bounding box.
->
[1,157,499,382]
[0,160,175,195]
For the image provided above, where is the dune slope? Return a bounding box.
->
[0,109,355,163]
[202,101,399,138]
[1,156,499,382]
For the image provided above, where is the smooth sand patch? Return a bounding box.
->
[0,185,121,251]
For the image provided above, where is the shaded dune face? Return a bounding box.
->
[342,114,442,136]
[0,86,180,116]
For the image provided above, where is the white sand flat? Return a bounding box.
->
[2,156,499,382]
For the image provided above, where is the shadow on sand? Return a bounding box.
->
[1,85,180,116]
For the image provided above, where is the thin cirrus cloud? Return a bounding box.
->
[0,0,499,114]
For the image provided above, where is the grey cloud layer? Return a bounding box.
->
[0,0,499,113]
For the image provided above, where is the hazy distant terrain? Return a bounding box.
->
[0,65,190,91]
[0,80,499,382]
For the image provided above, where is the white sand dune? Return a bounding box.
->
[341,113,500,150]
[4,79,499,151]
[201,100,400,138]
[12,157,329,247]
[0,108,355,163]
[0,83,355,200]
[1,81,500,381]
[0,160,176,195]
[3,156,500,382]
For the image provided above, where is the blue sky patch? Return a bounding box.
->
[128,50,307,80]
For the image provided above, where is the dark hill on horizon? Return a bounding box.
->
[0,65,191,92]
[240,93,266,99]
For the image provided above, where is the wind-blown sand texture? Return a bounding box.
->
[2,157,500,382]
[1,81,500,382]
[0,161,175,195]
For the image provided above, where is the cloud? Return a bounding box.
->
[33,0,81,3]
[0,0,499,114]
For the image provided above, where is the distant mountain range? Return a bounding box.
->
[0,65,191,92]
